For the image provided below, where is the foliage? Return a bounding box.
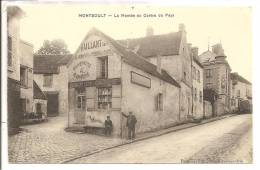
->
[203,89,218,104]
[36,39,70,55]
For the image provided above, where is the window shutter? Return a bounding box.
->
[96,58,101,78]
[86,87,95,110]
[112,85,121,109]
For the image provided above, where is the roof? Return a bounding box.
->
[118,32,182,58]
[230,73,251,85]
[34,54,72,74]
[199,50,216,63]
[193,57,203,68]
[33,81,46,100]
[85,28,181,88]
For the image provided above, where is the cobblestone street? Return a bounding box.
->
[8,116,126,163]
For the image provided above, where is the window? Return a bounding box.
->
[97,87,112,109]
[8,36,12,67]
[156,93,163,111]
[183,72,186,81]
[206,69,212,78]
[20,67,28,87]
[76,87,86,110]
[197,70,200,82]
[43,74,53,87]
[194,88,197,101]
[237,90,240,97]
[97,56,108,79]
[192,66,196,79]
[206,83,212,89]
[199,91,202,103]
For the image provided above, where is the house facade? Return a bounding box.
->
[34,54,72,117]
[199,44,232,116]
[20,40,34,116]
[190,47,204,119]
[68,28,181,137]
[119,24,193,121]
[7,6,24,129]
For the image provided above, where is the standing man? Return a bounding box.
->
[104,115,113,136]
[121,112,137,140]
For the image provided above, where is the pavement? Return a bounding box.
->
[8,113,246,164]
[69,114,252,163]
[8,115,126,163]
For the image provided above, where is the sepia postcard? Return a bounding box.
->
[1,0,259,169]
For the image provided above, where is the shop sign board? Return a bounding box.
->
[131,71,151,88]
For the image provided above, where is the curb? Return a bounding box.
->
[61,114,237,163]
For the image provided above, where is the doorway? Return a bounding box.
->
[46,92,59,117]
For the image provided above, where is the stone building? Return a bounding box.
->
[20,40,34,116]
[190,47,204,119]
[119,24,193,121]
[67,28,181,137]
[230,72,252,112]
[199,44,231,116]
[34,54,72,116]
[7,6,25,129]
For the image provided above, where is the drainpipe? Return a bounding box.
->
[178,88,181,121]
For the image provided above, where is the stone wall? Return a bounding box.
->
[121,62,180,135]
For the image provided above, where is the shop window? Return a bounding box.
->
[199,91,202,103]
[20,67,28,87]
[156,93,163,111]
[206,69,212,78]
[76,88,86,110]
[97,87,112,109]
[97,56,108,79]
[43,74,53,87]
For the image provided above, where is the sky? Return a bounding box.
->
[17,4,252,81]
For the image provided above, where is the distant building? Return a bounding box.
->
[199,44,231,116]
[190,47,204,119]
[68,28,181,137]
[34,54,72,116]
[230,72,252,112]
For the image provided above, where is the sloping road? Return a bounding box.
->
[69,114,252,164]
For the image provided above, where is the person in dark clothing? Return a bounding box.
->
[121,112,137,140]
[104,115,113,136]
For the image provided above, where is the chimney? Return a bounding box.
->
[179,23,185,32]
[146,26,154,37]
[191,47,198,58]
[157,55,162,74]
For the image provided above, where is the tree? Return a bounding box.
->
[203,89,218,117]
[36,39,70,55]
